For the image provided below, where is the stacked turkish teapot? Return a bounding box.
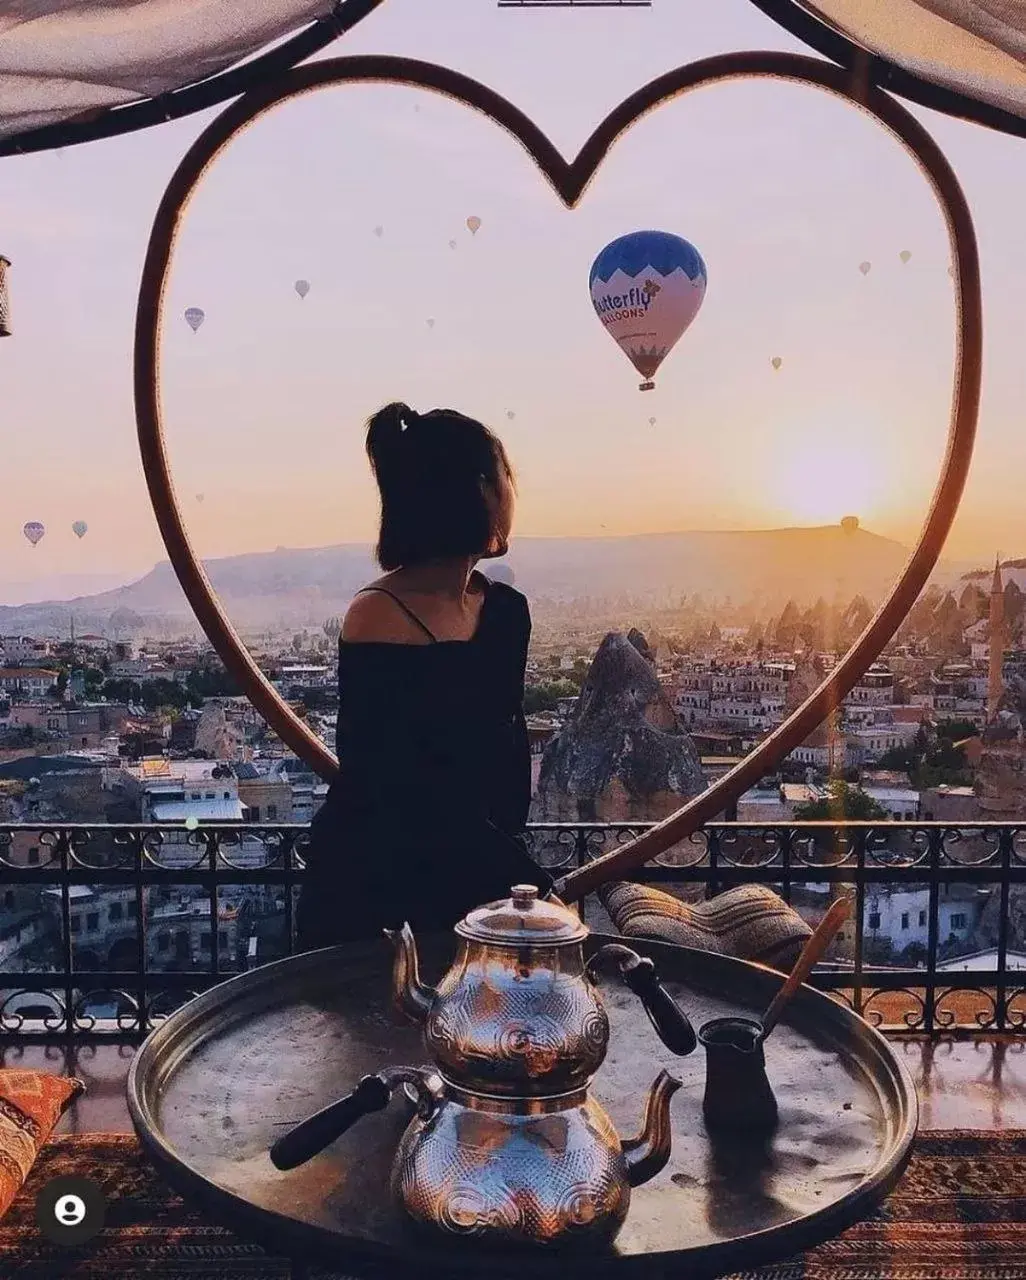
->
[270,884,700,1249]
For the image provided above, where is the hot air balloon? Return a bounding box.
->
[23,522,44,546]
[196,493,205,504]
[648,416,657,426]
[426,318,435,329]
[466,216,481,235]
[295,279,310,299]
[449,240,457,250]
[859,262,871,276]
[899,250,912,264]
[487,563,515,586]
[506,410,515,420]
[374,225,384,238]
[589,230,707,391]
[72,520,87,539]
[771,356,782,371]
[185,307,205,332]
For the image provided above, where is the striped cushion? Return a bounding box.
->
[0,1071,84,1222]
[600,882,812,972]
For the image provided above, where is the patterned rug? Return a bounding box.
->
[1,1131,1025,1278]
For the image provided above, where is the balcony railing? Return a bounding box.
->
[1,820,1024,1040]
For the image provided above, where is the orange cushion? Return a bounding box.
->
[0,1070,84,1221]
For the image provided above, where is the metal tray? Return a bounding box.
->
[127,933,917,1278]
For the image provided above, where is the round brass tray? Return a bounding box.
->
[127,933,917,1278]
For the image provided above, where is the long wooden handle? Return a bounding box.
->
[760,897,850,1040]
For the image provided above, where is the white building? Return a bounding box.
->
[0,636,51,664]
[864,885,984,953]
[862,785,920,820]
[277,664,333,690]
[846,722,920,763]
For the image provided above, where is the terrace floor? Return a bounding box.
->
[4,1036,1026,1134]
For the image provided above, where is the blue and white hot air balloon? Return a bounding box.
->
[589,230,707,390]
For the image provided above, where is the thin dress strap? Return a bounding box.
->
[354,587,438,642]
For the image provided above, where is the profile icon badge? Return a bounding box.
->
[35,1174,106,1246]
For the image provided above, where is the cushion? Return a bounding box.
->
[0,1070,84,1221]
[599,881,813,972]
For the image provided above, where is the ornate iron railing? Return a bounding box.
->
[0,820,1023,1040]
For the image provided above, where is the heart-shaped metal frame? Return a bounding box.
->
[134,51,981,902]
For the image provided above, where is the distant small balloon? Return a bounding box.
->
[506,410,515,420]
[23,521,44,546]
[466,216,481,235]
[771,356,782,371]
[859,261,871,276]
[426,318,435,329]
[196,493,205,504]
[374,225,384,238]
[72,520,87,538]
[648,417,656,426]
[185,307,205,332]
[294,279,310,299]
[449,240,457,250]
[899,250,912,264]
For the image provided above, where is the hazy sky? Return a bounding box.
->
[3,0,1026,605]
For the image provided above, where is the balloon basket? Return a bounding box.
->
[639,380,655,391]
[0,255,11,337]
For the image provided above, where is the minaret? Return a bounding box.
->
[988,556,1005,722]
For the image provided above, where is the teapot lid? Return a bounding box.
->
[456,885,587,946]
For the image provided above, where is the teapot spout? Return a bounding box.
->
[622,1068,682,1187]
[383,922,436,1024]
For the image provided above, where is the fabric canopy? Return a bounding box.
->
[0,1,337,143]
[790,1,1026,122]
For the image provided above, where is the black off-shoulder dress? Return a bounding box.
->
[295,577,551,949]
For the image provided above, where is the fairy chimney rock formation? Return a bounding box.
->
[627,628,654,662]
[533,630,705,823]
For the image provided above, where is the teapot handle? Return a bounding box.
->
[269,1067,436,1171]
[588,943,698,1057]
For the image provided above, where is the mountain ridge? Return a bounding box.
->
[0,525,979,636]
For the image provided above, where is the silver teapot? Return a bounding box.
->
[271,885,696,1248]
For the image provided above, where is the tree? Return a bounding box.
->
[524,679,578,714]
[793,779,888,823]
[185,667,241,700]
[81,667,105,695]
[101,677,143,704]
[139,680,190,712]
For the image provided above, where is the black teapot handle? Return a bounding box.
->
[588,943,698,1057]
[269,1067,436,1172]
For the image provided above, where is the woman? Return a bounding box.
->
[296,402,551,949]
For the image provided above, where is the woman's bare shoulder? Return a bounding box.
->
[342,587,425,644]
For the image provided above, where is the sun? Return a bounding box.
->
[759,435,886,528]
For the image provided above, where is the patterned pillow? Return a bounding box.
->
[0,1071,84,1221]
[599,881,813,972]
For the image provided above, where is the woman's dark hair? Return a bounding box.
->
[366,402,514,571]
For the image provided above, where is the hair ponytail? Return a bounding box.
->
[365,401,418,479]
